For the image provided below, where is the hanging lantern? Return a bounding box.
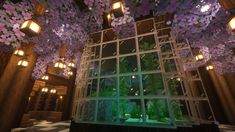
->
[219,0,235,10]
[41,87,48,92]
[20,19,41,36]
[34,1,47,16]
[67,71,73,76]
[41,75,49,81]
[54,60,67,69]
[50,89,56,94]
[111,1,124,18]
[195,54,204,61]
[68,61,75,68]
[229,16,235,32]
[14,49,25,57]
[17,58,29,67]
[206,65,214,71]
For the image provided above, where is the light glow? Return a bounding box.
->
[206,65,214,70]
[29,22,40,33]
[112,2,121,9]
[229,17,235,31]
[195,54,204,61]
[14,49,24,56]
[17,59,29,67]
[201,4,210,12]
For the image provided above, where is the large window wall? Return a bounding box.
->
[73,16,215,128]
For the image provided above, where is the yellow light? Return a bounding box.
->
[107,13,111,20]
[21,20,29,29]
[112,2,121,9]
[54,61,66,69]
[195,54,204,61]
[14,49,25,56]
[50,89,56,93]
[68,71,73,76]
[131,75,136,79]
[60,96,63,99]
[29,22,41,33]
[42,75,49,80]
[229,16,235,31]
[54,62,59,68]
[17,59,28,67]
[41,87,48,92]
[176,77,181,81]
[206,65,214,70]
[68,62,75,68]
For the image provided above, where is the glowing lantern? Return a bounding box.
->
[54,60,66,69]
[41,87,48,92]
[68,62,75,68]
[112,1,124,18]
[20,20,41,36]
[229,16,235,32]
[41,75,49,81]
[17,59,29,67]
[14,49,24,57]
[67,71,73,76]
[195,54,204,61]
[206,65,214,71]
[50,89,56,94]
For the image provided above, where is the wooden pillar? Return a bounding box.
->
[62,68,77,120]
[0,43,37,132]
[208,70,235,125]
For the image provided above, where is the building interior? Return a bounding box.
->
[0,0,235,132]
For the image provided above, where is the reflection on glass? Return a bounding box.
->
[101,59,116,75]
[120,75,140,96]
[139,35,156,51]
[99,78,117,97]
[140,52,160,71]
[102,42,117,58]
[80,100,96,121]
[98,100,118,122]
[119,39,136,55]
[145,99,170,124]
[119,100,142,123]
[86,79,98,97]
[119,55,138,73]
[89,61,99,77]
[171,100,192,122]
[164,59,177,72]
[142,73,164,95]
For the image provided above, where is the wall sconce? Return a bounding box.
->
[67,71,73,76]
[229,16,235,32]
[50,89,56,94]
[54,60,66,69]
[41,75,49,81]
[112,1,124,18]
[20,19,41,36]
[195,54,204,61]
[68,62,75,68]
[41,87,48,93]
[14,49,25,57]
[17,58,29,67]
[206,65,214,71]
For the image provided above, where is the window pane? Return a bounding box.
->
[99,77,117,97]
[97,100,118,122]
[101,59,116,75]
[140,52,160,71]
[102,42,117,58]
[119,39,136,55]
[119,55,138,73]
[142,74,165,96]
[120,75,140,97]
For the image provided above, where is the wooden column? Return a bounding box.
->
[0,43,37,132]
[62,68,77,120]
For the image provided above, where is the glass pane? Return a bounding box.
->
[99,77,117,97]
[140,52,160,71]
[101,59,116,75]
[120,75,140,97]
[195,101,214,121]
[171,100,192,122]
[139,35,156,51]
[168,78,185,96]
[161,43,172,53]
[145,99,170,124]
[119,39,136,55]
[81,100,96,121]
[86,79,98,97]
[189,81,206,97]
[90,32,101,44]
[88,61,99,77]
[97,100,118,122]
[142,73,165,95]
[91,46,100,59]
[119,55,138,73]
[164,59,177,72]
[102,42,117,58]
[137,19,154,35]
[119,99,143,123]
[103,29,117,42]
